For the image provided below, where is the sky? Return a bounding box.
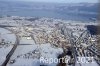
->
[23,0,99,3]
[1,0,99,3]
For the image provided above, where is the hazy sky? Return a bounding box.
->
[2,0,99,3]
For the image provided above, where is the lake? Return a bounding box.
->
[0,1,98,21]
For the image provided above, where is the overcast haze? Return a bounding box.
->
[1,0,99,3]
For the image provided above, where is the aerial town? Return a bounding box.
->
[0,16,100,66]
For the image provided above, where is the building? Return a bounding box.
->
[34,32,47,44]
[96,36,100,56]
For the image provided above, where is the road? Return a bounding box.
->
[62,24,99,66]
[61,25,77,66]
[0,24,99,66]
[0,27,19,66]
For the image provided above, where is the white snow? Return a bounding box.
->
[40,44,63,58]
[20,37,35,45]
[0,28,16,44]
[0,28,11,34]
[7,59,40,66]
[1,34,16,44]
[9,45,38,59]
[39,44,63,66]
[0,45,13,65]
[0,28,16,65]
[7,43,63,66]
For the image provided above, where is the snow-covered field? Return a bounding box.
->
[0,28,16,44]
[1,34,16,44]
[19,37,35,45]
[0,45,13,65]
[7,43,63,66]
[0,28,11,34]
[0,16,99,66]
[0,28,16,65]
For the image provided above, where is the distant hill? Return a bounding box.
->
[0,1,98,12]
[0,1,99,20]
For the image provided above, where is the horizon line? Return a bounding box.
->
[0,0,98,3]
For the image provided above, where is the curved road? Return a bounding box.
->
[0,27,19,66]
